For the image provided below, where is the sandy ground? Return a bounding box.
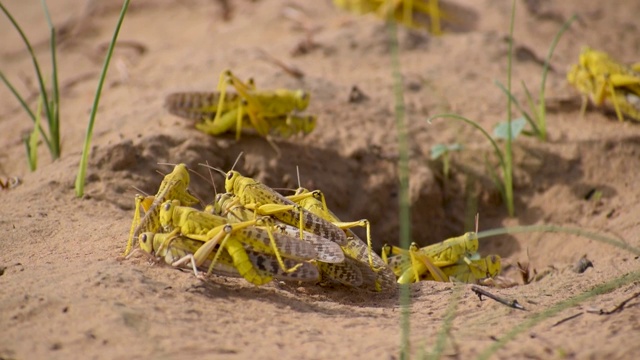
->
[1,0,640,359]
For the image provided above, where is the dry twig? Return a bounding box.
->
[471,286,526,311]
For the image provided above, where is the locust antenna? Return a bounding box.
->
[475,213,479,233]
[187,167,209,185]
[230,152,244,171]
[184,167,212,205]
[131,185,150,196]
[205,160,218,196]
[198,163,226,178]
[296,165,302,189]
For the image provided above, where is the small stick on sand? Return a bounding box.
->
[587,291,640,315]
[471,285,526,311]
[551,312,583,327]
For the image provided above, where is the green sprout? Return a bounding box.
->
[495,15,576,141]
[1,0,61,168]
[75,0,131,197]
[430,143,463,180]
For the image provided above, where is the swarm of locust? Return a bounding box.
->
[124,164,501,291]
[164,70,317,155]
[124,163,397,292]
[567,47,640,122]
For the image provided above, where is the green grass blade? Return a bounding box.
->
[428,113,506,170]
[484,154,506,203]
[495,80,539,136]
[521,80,538,124]
[40,0,60,157]
[388,19,412,360]
[536,14,576,141]
[428,284,463,359]
[503,0,516,217]
[26,92,44,171]
[0,70,53,150]
[75,0,131,197]
[477,269,640,360]
[0,71,36,121]
[477,225,640,256]
[0,1,54,156]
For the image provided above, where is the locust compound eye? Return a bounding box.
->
[163,201,172,211]
[141,233,149,244]
[227,172,234,181]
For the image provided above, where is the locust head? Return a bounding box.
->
[159,200,179,232]
[138,232,156,255]
[160,164,190,189]
[294,90,310,111]
[156,164,199,206]
[301,115,316,135]
[567,64,595,96]
[486,254,502,278]
[458,232,479,255]
[224,170,242,193]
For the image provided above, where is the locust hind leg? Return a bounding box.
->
[247,250,319,282]
[223,70,272,138]
[258,220,304,274]
[225,238,273,285]
[124,195,148,256]
[397,243,448,284]
[605,76,626,122]
[171,253,202,278]
[318,259,364,287]
[196,108,242,136]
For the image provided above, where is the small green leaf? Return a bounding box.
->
[430,144,447,159]
[430,143,462,159]
[27,93,44,171]
[493,117,527,140]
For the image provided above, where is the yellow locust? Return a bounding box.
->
[165,91,316,139]
[124,164,199,256]
[567,47,640,122]
[136,232,320,284]
[289,187,397,292]
[382,231,491,284]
